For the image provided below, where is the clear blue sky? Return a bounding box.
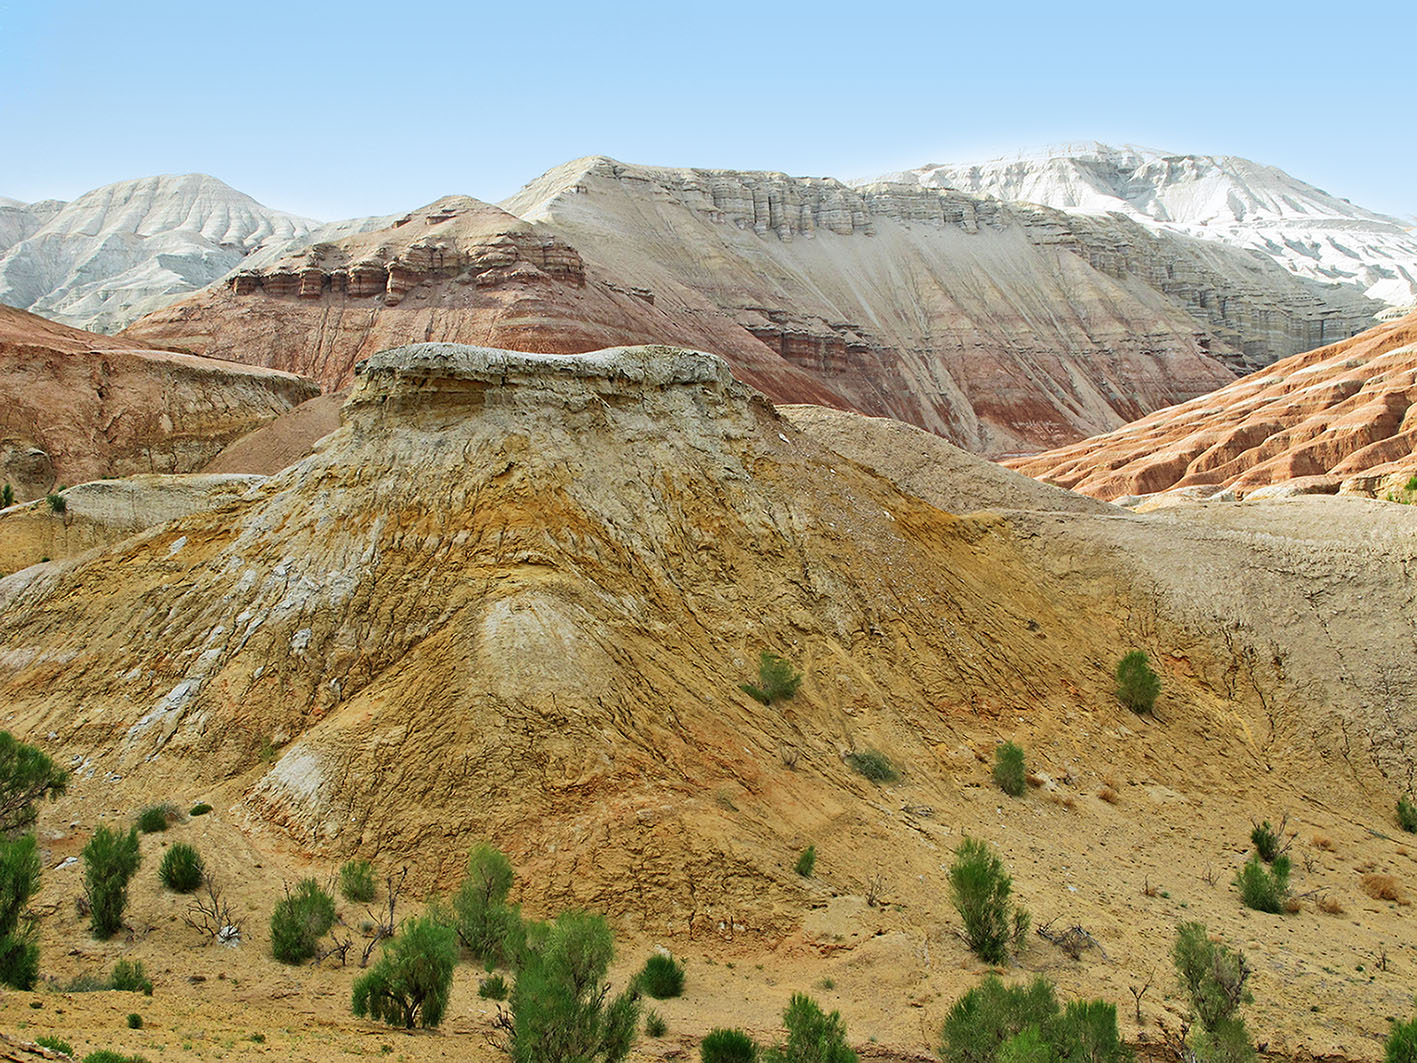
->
[3,1,1412,221]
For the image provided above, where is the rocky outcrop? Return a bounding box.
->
[0,304,317,499]
[1007,311,1417,499]
[882,143,1417,307]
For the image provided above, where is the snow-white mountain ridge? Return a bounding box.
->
[871,143,1417,306]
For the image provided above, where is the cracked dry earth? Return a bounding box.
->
[0,345,1413,1062]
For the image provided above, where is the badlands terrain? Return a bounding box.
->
[0,147,1413,1062]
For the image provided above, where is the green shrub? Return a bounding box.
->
[83,825,141,939]
[702,1027,759,1063]
[136,805,170,833]
[36,1037,73,1056]
[0,731,68,836]
[270,878,336,964]
[479,972,509,1000]
[1172,922,1254,1063]
[637,953,685,999]
[702,1031,759,1063]
[352,915,458,1029]
[845,750,899,783]
[1398,797,1417,834]
[993,742,1026,798]
[948,836,1030,964]
[795,845,817,878]
[777,992,857,1063]
[1387,1007,1417,1063]
[0,484,12,508]
[0,833,40,989]
[127,1012,143,1029]
[189,802,212,817]
[110,958,153,994]
[1249,820,1282,862]
[340,859,377,903]
[159,843,204,893]
[741,651,802,705]
[63,972,108,992]
[1234,854,1290,914]
[46,493,66,514]
[453,843,518,967]
[939,975,1131,1063]
[1115,651,1160,713]
[83,1053,153,1063]
[504,909,638,1063]
[646,1010,667,1038]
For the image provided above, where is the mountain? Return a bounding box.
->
[0,174,329,332]
[1,343,1414,1057]
[0,304,318,501]
[1007,310,1417,500]
[880,143,1417,306]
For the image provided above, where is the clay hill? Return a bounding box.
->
[0,304,317,501]
[0,344,1414,1061]
[1009,310,1417,500]
[125,157,1383,455]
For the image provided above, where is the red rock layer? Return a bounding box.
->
[1008,312,1417,499]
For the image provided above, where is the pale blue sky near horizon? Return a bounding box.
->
[2,0,1412,222]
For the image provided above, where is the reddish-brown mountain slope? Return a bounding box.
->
[0,304,316,500]
[123,195,847,409]
[1008,311,1417,499]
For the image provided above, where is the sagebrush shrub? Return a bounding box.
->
[939,975,1131,1063]
[993,742,1026,798]
[645,1010,667,1037]
[159,843,204,893]
[110,958,153,994]
[702,1028,758,1063]
[845,750,899,783]
[189,803,212,817]
[779,992,857,1063]
[637,953,685,999]
[83,826,140,939]
[270,878,335,964]
[35,1037,73,1056]
[1398,797,1417,833]
[1115,651,1160,713]
[352,915,458,1029]
[126,1012,142,1029]
[795,845,816,877]
[948,836,1030,964]
[740,652,802,705]
[340,859,377,903]
[136,805,170,833]
[1234,854,1289,913]
[1387,1008,1417,1063]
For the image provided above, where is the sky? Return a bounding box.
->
[2,1,1413,222]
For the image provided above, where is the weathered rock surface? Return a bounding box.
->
[0,304,318,499]
[0,473,262,573]
[1009,311,1417,499]
[200,392,346,475]
[0,174,320,332]
[124,195,844,407]
[882,143,1417,307]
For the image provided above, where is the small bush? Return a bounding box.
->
[1250,821,1282,862]
[637,953,685,999]
[270,878,336,964]
[741,651,803,705]
[352,915,459,1029]
[159,843,204,893]
[0,833,40,990]
[127,1012,143,1029]
[84,1053,152,1063]
[845,750,899,783]
[0,731,69,836]
[779,992,857,1063]
[795,845,817,877]
[1234,854,1290,913]
[36,1037,74,1056]
[646,1010,667,1037]
[1398,797,1417,833]
[136,805,170,833]
[1115,651,1160,713]
[479,972,509,1000]
[340,859,377,903]
[46,493,66,514]
[64,972,108,992]
[0,484,12,508]
[453,843,518,968]
[948,836,1029,964]
[1173,921,1254,1063]
[702,1028,759,1063]
[83,825,141,939]
[1361,874,1403,902]
[939,975,1132,1063]
[993,742,1026,798]
[1387,1007,1417,1063]
[189,803,212,817]
[110,958,153,994]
